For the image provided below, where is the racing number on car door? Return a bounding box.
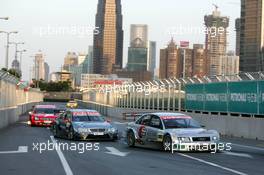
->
[137,115,151,142]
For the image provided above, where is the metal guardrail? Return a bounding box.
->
[0,70,43,109]
[82,72,264,117]
[0,70,19,85]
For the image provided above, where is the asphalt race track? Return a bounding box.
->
[0,102,264,175]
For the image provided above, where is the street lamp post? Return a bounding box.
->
[17,49,27,71]
[0,31,19,69]
[9,42,25,62]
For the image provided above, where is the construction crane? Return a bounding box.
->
[213,3,219,11]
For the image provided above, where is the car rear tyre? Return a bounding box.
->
[68,127,76,140]
[127,131,135,147]
[163,135,172,151]
[53,125,59,138]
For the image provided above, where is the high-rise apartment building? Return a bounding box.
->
[33,52,45,81]
[204,6,229,76]
[180,48,193,78]
[159,39,181,79]
[63,52,78,71]
[240,0,264,72]
[222,51,240,75]
[192,44,207,77]
[93,0,123,74]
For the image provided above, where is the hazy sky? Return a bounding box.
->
[0,0,240,81]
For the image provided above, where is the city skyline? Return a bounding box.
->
[0,0,240,81]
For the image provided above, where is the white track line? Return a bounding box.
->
[222,151,252,159]
[178,153,248,175]
[231,143,264,152]
[50,136,73,175]
[0,146,28,154]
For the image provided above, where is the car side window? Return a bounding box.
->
[140,115,151,126]
[150,116,163,130]
[135,115,144,124]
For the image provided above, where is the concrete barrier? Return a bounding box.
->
[78,100,264,140]
[0,102,41,129]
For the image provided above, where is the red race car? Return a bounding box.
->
[29,105,59,127]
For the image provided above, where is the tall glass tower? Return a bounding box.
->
[93,0,123,75]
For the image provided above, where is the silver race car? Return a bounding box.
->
[52,109,118,141]
[126,113,220,152]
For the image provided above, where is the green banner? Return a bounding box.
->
[204,83,228,112]
[228,81,258,114]
[185,84,204,110]
[185,80,264,115]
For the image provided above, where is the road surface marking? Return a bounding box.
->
[222,151,253,158]
[231,143,264,152]
[105,147,129,157]
[50,136,73,175]
[178,153,248,175]
[0,146,28,154]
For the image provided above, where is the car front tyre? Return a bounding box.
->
[68,127,76,140]
[127,131,135,147]
[163,135,172,152]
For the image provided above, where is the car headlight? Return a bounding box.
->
[34,117,39,121]
[212,136,219,141]
[77,128,89,133]
[178,137,191,142]
[108,127,117,133]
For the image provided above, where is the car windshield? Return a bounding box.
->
[162,117,201,129]
[72,112,104,122]
[34,108,55,114]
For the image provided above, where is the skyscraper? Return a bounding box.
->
[11,59,20,73]
[93,0,123,74]
[193,44,206,77]
[33,52,45,81]
[83,46,94,74]
[222,51,240,75]
[147,41,156,76]
[240,0,264,72]
[204,6,229,76]
[159,39,181,79]
[44,62,50,82]
[235,18,241,56]
[180,48,193,78]
[127,24,148,72]
[130,24,148,48]
[63,52,78,71]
